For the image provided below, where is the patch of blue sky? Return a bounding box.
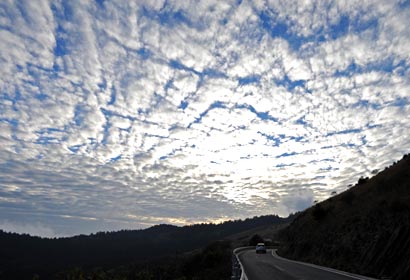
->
[88,138,97,145]
[319,166,338,171]
[167,62,225,94]
[169,59,198,74]
[238,75,260,86]
[14,1,33,26]
[275,74,309,93]
[144,133,169,140]
[195,68,227,90]
[260,8,379,52]
[109,155,122,163]
[188,101,226,128]
[341,143,358,148]
[295,116,309,126]
[259,10,285,36]
[289,135,305,142]
[34,93,49,101]
[389,97,410,108]
[50,2,75,57]
[179,100,188,110]
[258,9,330,51]
[335,57,407,78]
[0,118,18,128]
[54,25,69,57]
[334,61,359,77]
[235,103,278,122]
[68,144,84,154]
[100,108,136,122]
[107,86,116,106]
[36,127,66,135]
[34,136,59,145]
[276,151,298,158]
[52,61,60,72]
[73,105,86,126]
[119,72,142,92]
[26,63,58,82]
[120,126,132,134]
[201,68,227,79]
[136,47,152,60]
[366,59,399,73]
[208,100,226,110]
[158,9,191,27]
[258,11,306,50]
[325,128,362,137]
[69,80,85,89]
[366,123,382,129]
[160,148,183,161]
[15,64,24,72]
[98,78,107,91]
[100,118,111,146]
[51,1,74,21]
[329,15,349,40]
[164,79,175,93]
[258,131,281,147]
[350,15,378,34]
[309,158,335,164]
[399,0,410,9]
[276,163,295,168]
[2,91,21,110]
[137,108,146,115]
[151,92,166,110]
[141,3,203,30]
[353,100,381,110]
[95,0,105,8]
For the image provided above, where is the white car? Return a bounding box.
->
[256,243,267,254]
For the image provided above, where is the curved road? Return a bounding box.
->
[238,249,378,280]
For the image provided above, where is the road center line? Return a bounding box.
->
[271,250,377,280]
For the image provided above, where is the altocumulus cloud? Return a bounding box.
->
[0,0,409,236]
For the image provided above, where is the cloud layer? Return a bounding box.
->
[0,0,409,236]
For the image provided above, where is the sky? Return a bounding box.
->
[0,0,409,237]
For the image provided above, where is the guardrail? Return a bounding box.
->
[231,247,253,280]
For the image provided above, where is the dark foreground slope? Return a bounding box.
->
[0,215,291,279]
[278,154,410,280]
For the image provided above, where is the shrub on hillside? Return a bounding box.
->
[358,177,369,185]
[248,234,264,246]
[312,204,328,221]
[341,191,355,205]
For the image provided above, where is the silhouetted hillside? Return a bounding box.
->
[0,214,291,279]
[278,154,410,280]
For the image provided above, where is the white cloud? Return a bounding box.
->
[0,221,57,238]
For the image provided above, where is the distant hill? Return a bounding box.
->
[278,153,410,280]
[0,214,292,279]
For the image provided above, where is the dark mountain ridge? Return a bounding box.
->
[278,153,410,280]
[0,214,292,279]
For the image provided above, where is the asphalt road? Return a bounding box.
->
[238,249,378,280]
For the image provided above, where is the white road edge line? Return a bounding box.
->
[273,264,285,272]
[271,250,379,280]
[234,247,253,280]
